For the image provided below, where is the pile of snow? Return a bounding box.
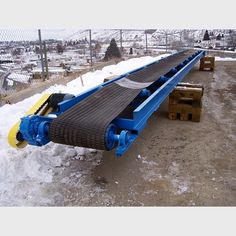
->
[32,67,66,73]
[215,56,236,61]
[0,54,170,206]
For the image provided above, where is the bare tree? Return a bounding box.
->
[94,42,101,58]
[56,43,64,54]
[227,30,236,48]
[155,30,183,51]
[203,30,210,41]
[104,38,121,61]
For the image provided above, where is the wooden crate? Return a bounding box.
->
[199,56,215,71]
[169,104,202,122]
[168,83,203,122]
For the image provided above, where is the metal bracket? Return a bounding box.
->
[19,115,52,146]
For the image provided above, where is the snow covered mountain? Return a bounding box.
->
[1,29,230,42]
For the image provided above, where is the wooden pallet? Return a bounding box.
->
[168,83,203,122]
[169,104,202,122]
[199,56,215,71]
[169,88,203,101]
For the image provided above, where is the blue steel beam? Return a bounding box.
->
[133,51,205,127]
[112,51,205,131]
[112,50,205,156]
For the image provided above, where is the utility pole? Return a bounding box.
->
[145,32,148,54]
[180,31,182,50]
[43,41,49,80]
[144,29,156,55]
[89,29,92,67]
[38,29,45,81]
[165,32,168,52]
[192,31,195,48]
[120,29,123,54]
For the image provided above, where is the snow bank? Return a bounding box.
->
[0,54,170,205]
[215,56,236,61]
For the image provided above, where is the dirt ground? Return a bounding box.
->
[3,59,235,206]
[43,60,235,206]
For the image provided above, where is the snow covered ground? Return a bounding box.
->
[215,56,236,61]
[0,54,170,206]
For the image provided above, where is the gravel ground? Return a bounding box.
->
[43,60,235,206]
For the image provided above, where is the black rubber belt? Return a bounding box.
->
[49,50,193,150]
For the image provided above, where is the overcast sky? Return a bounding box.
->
[0,29,83,41]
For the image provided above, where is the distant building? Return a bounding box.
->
[2,72,31,91]
[32,67,67,79]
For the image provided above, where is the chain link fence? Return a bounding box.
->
[1,29,224,99]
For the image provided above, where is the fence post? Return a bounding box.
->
[120,29,123,54]
[38,29,45,81]
[89,29,92,67]
[145,32,148,54]
[43,41,49,80]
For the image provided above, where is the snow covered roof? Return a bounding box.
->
[0,54,13,60]
[69,65,90,72]
[7,73,31,83]
[32,67,66,73]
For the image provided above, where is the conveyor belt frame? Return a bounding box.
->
[18,50,206,157]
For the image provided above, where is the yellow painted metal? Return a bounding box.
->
[8,94,51,148]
